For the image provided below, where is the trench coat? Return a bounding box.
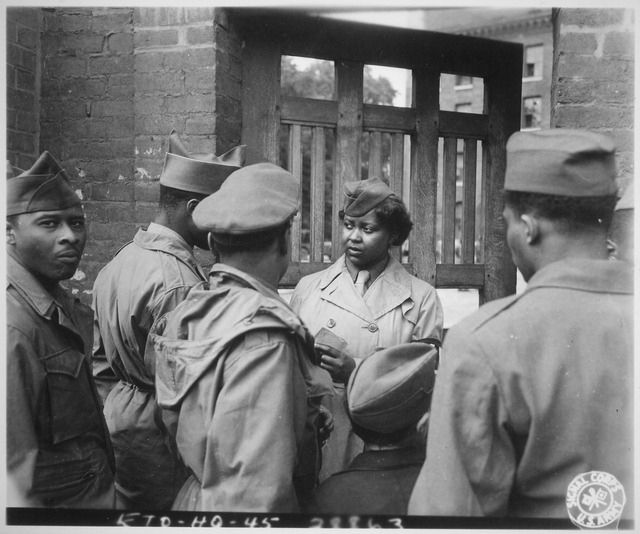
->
[92,224,205,509]
[409,259,634,519]
[146,264,333,512]
[6,252,115,508]
[305,445,426,515]
[290,254,443,479]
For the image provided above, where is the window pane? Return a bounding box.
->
[281,55,335,100]
[524,45,543,79]
[363,65,412,108]
[440,73,484,112]
[523,96,542,129]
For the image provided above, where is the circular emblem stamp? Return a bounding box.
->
[566,471,626,529]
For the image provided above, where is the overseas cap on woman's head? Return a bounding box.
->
[343,177,395,217]
[7,151,81,216]
[505,128,617,197]
[160,130,246,195]
[346,342,439,434]
[193,162,300,236]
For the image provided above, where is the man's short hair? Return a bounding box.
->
[504,191,617,233]
[159,184,207,213]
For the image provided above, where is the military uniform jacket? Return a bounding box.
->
[409,259,634,519]
[147,264,333,512]
[6,252,115,508]
[290,254,443,478]
[305,445,425,515]
[91,224,205,509]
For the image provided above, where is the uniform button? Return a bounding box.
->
[327,319,336,328]
[367,323,378,333]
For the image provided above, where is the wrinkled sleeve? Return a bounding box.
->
[6,326,42,505]
[198,331,305,512]
[408,326,514,516]
[91,316,118,403]
[412,286,444,343]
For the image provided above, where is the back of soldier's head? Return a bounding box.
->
[504,129,618,234]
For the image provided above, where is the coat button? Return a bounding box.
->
[327,319,336,328]
[368,323,378,333]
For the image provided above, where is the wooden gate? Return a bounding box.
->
[231,9,522,303]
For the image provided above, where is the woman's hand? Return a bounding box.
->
[314,342,356,384]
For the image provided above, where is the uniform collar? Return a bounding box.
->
[134,225,206,279]
[527,258,633,295]
[208,263,285,302]
[7,250,60,319]
[344,445,425,472]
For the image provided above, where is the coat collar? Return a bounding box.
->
[527,258,633,295]
[317,255,414,321]
[133,225,206,279]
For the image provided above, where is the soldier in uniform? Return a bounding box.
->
[6,152,115,508]
[409,129,634,519]
[146,163,333,512]
[305,342,438,515]
[91,130,244,509]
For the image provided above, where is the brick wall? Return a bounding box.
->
[552,8,635,192]
[39,8,136,300]
[28,7,243,302]
[6,8,41,169]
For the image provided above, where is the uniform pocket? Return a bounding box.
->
[43,349,101,444]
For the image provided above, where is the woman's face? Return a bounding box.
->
[341,210,392,270]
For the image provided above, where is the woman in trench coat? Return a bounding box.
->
[290,177,444,480]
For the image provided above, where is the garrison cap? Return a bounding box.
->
[7,151,80,216]
[193,163,300,239]
[505,129,617,197]
[343,177,395,217]
[615,182,633,211]
[347,342,439,434]
[160,130,246,195]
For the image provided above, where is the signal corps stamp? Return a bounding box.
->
[566,471,626,529]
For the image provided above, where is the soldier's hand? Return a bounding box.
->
[314,342,356,384]
[318,405,334,446]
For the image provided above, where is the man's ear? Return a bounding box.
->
[6,220,17,245]
[186,199,200,214]
[207,232,216,253]
[520,213,540,245]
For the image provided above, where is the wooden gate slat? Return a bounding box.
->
[462,139,477,264]
[389,133,405,263]
[368,130,382,179]
[288,124,303,262]
[310,126,326,262]
[442,136,458,265]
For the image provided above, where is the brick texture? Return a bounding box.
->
[7,8,41,168]
[12,7,243,302]
[552,8,635,193]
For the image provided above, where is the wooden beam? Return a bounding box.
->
[332,60,363,259]
[410,68,439,285]
[436,264,485,288]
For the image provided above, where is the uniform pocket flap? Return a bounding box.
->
[43,349,84,378]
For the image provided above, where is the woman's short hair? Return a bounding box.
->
[339,195,413,246]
